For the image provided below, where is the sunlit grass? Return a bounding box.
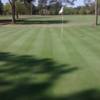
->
[0,16,100,100]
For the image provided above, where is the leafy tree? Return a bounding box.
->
[16,1,32,18]
[3,3,12,15]
[48,2,61,15]
[8,0,33,23]
[0,0,3,15]
[8,0,77,23]
[32,0,76,15]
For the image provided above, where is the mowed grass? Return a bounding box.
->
[0,15,100,100]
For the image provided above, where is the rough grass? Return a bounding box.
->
[0,15,100,100]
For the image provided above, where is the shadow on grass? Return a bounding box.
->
[0,19,68,25]
[45,89,100,100]
[0,19,11,25]
[16,19,68,25]
[0,52,78,100]
[0,52,100,100]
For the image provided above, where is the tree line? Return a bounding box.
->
[0,0,97,15]
[0,0,76,23]
[0,0,100,25]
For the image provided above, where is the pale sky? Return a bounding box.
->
[2,0,8,4]
[1,0,88,7]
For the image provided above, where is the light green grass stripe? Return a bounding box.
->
[0,30,24,51]
[0,27,21,39]
[0,27,13,33]
[73,27,100,58]
[40,28,53,58]
[0,28,30,52]
[49,28,71,64]
[0,28,27,44]
[6,27,35,53]
[60,28,89,67]
[69,28,100,67]
[62,28,100,89]
[13,28,41,55]
[63,28,91,68]
[0,28,28,44]
[76,28,100,56]
[28,27,46,57]
[46,28,99,96]
[78,27,100,43]
[0,26,23,35]
[67,28,100,85]
[0,28,12,33]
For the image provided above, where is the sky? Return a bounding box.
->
[1,0,85,7]
[73,0,85,7]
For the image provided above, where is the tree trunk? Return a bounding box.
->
[95,0,98,25]
[12,1,16,24]
[16,11,19,19]
[30,2,33,15]
[9,0,16,24]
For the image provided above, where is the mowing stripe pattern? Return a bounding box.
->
[0,25,100,99]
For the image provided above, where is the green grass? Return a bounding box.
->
[0,15,100,100]
[0,15,100,25]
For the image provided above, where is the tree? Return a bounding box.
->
[9,0,16,23]
[95,0,99,25]
[16,1,32,15]
[8,0,32,23]
[84,0,99,25]
[0,0,3,15]
[8,0,77,24]
[49,2,61,15]
[32,0,76,15]
[32,0,76,7]
[3,3,12,15]
[24,0,33,15]
[94,0,100,25]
